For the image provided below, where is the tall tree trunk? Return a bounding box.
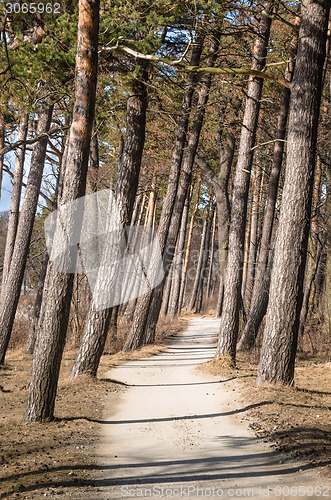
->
[160,265,173,316]
[215,131,235,316]
[325,165,331,337]
[26,123,69,355]
[70,62,148,379]
[238,27,299,351]
[207,210,216,298]
[167,186,191,316]
[216,0,273,363]
[250,18,299,308]
[256,0,329,386]
[244,161,262,310]
[1,112,29,292]
[195,203,215,314]
[189,203,210,311]
[0,104,53,365]
[122,32,206,351]
[140,34,221,347]
[24,0,99,421]
[178,177,201,311]
[0,114,4,197]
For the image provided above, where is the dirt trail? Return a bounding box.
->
[97,318,330,500]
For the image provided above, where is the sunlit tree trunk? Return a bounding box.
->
[123,33,205,351]
[1,112,29,292]
[256,0,329,386]
[24,0,99,421]
[179,177,201,311]
[168,186,191,316]
[70,62,148,379]
[216,0,273,363]
[0,104,53,365]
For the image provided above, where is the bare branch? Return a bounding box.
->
[101,43,291,88]
[0,126,69,157]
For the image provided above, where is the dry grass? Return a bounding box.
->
[200,350,331,478]
[0,314,187,498]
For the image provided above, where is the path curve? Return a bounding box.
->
[98,318,330,500]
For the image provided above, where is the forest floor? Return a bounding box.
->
[0,318,186,499]
[97,317,330,500]
[0,316,330,499]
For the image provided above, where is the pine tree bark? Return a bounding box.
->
[178,177,201,311]
[216,0,273,363]
[24,0,99,421]
[26,125,69,355]
[0,104,53,364]
[122,33,205,351]
[70,63,148,378]
[256,0,329,386]
[167,187,190,316]
[195,203,215,313]
[1,112,29,292]
[212,130,235,316]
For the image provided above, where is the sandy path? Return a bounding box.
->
[97,318,330,500]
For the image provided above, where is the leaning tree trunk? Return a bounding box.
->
[140,33,221,347]
[244,161,262,310]
[256,0,329,386]
[24,0,99,422]
[195,203,215,314]
[0,114,4,197]
[250,18,299,308]
[69,62,148,379]
[0,104,53,365]
[178,177,201,311]
[238,30,298,351]
[215,0,273,363]
[26,125,70,355]
[1,112,29,293]
[215,131,235,316]
[189,202,210,311]
[122,33,205,351]
[167,186,191,316]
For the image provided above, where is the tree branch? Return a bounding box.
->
[101,43,291,88]
[3,164,52,205]
[0,126,69,157]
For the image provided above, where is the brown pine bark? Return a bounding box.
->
[256,0,329,386]
[1,112,29,291]
[206,210,216,298]
[216,0,273,363]
[24,0,99,421]
[0,104,53,365]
